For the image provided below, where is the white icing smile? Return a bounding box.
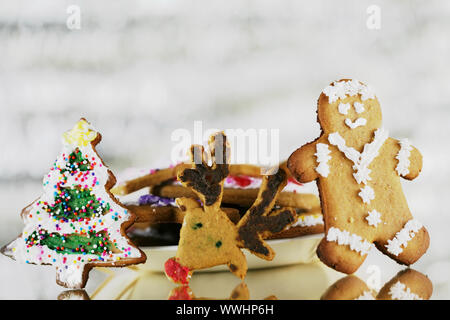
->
[345,117,367,129]
[338,102,367,129]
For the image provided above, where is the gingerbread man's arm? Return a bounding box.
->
[391,138,422,180]
[287,139,320,183]
[404,146,422,180]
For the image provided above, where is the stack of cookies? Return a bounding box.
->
[112,161,324,247]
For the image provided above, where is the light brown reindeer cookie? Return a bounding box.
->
[164,132,296,285]
[288,79,429,274]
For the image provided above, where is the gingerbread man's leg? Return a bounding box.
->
[317,236,369,274]
[374,224,430,266]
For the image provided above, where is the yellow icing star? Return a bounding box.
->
[63,119,97,147]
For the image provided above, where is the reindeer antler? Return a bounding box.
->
[237,168,297,260]
[178,132,230,209]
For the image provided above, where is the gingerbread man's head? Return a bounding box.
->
[317,79,382,138]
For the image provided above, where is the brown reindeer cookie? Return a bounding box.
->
[288,79,429,274]
[164,132,296,285]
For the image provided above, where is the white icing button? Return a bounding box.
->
[366,210,382,227]
[359,186,375,204]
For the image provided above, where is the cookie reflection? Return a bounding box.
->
[58,290,90,300]
[168,282,276,300]
[168,282,250,300]
[321,268,432,300]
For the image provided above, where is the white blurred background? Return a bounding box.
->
[0,0,449,299]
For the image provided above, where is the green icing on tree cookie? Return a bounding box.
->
[45,187,110,221]
[61,148,92,174]
[26,230,113,256]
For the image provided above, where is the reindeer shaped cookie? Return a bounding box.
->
[288,79,429,274]
[164,132,296,284]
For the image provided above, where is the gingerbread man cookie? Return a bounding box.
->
[1,119,146,288]
[288,79,429,274]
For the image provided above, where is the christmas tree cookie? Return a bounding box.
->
[1,119,145,288]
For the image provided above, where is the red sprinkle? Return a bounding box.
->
[229,175,252,188]
[164,258,191,285]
